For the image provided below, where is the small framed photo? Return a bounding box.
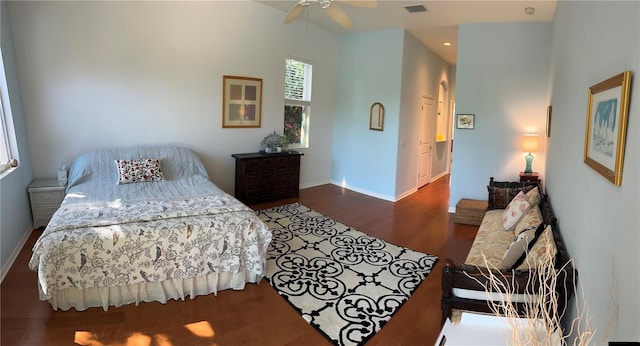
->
[456,114,475,129]
[584,71,632,185]
[222,75,262,128]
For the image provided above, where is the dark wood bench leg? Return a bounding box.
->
[441,259,455,326]
[441,299,452,326]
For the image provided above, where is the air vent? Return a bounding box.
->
[404,4,427,13]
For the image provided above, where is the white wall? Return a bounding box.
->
[450,22,552,208]
[397,31,452,196]
[1,1,35,279]
[7,1,338,193]
[547,1,639,342]
[332,29,404,200]
[331,29,452,201]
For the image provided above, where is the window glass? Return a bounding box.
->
[284,58,312,148]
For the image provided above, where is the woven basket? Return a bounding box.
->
[455,199,488,226]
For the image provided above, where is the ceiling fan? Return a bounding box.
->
[284,0,377,30]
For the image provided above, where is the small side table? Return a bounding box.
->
[519,172,539,183]
[454,199,488,226]
[28,179,66,228]
[435,312,560,346]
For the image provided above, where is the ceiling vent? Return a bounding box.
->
[404,4,427,13]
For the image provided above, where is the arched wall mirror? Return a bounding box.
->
[369,102,384,131]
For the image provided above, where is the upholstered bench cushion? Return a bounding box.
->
[464,210,514,268]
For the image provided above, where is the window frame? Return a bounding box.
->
[0,47,18,175]
[284,57,312,149]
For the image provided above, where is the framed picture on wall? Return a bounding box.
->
[222,75,263,128]
[583,71,632,186]
[546,105,552,137]
[456,114,475,129]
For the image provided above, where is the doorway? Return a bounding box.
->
[417,96,434,188]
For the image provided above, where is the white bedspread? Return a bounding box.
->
[28,145,272,310]
[29,193,270,301]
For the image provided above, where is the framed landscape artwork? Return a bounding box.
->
[584,71,632,186]
[456,114,475,129]
[222,75,262,128]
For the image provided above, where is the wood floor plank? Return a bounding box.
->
[1,175,477,345]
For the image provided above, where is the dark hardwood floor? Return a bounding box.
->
[1,175,478,346]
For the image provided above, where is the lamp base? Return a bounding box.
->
[524,153,534,173]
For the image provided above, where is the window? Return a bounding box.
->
[0,48,18,174]
[284,57,312,148]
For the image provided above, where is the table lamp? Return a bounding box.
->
[521,134,539,173]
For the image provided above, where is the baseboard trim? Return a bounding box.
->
[1,224,33,283]
[431,171,448,183]
[328,180,398,202]
[395,187,417,201]
[300,180,332,189]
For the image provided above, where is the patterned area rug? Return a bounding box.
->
[256,203,439,346]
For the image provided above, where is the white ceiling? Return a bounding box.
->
[256,0,558,65]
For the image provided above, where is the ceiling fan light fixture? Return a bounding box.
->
[284,0,376,29]
[318,0,333,9]
[404,4,427,13]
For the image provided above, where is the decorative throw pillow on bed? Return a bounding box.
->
[516,225,557,271]
[514,206,543,236]
[501,222,545,269]
[487,183,537,210]
[115,158,165,184]
[502,191,531,230]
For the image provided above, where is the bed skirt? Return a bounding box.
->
[46,270,263,311]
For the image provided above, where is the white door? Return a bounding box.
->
[418,96,434,188]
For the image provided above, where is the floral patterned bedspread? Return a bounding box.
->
[29,193,272,300]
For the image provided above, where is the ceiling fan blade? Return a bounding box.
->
[324,3,352,29]
[337,0,377,9]
[284,3,307,24]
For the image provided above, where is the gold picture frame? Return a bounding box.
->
[222,75,262,128]
[584,71,632,185]
[546,105,552,137]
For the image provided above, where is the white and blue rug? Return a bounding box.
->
[256,203,439,346]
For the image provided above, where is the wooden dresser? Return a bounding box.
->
[231,151,303,204]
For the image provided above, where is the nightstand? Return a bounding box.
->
[28,179,66,228]
[519,172,539,183]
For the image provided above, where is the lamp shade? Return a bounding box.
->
[521,134,539,153]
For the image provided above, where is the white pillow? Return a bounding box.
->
[501,224,540,269]
[516,225,557,270]
[502,191,531,230]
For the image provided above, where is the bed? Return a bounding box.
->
[28,145,272,311]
